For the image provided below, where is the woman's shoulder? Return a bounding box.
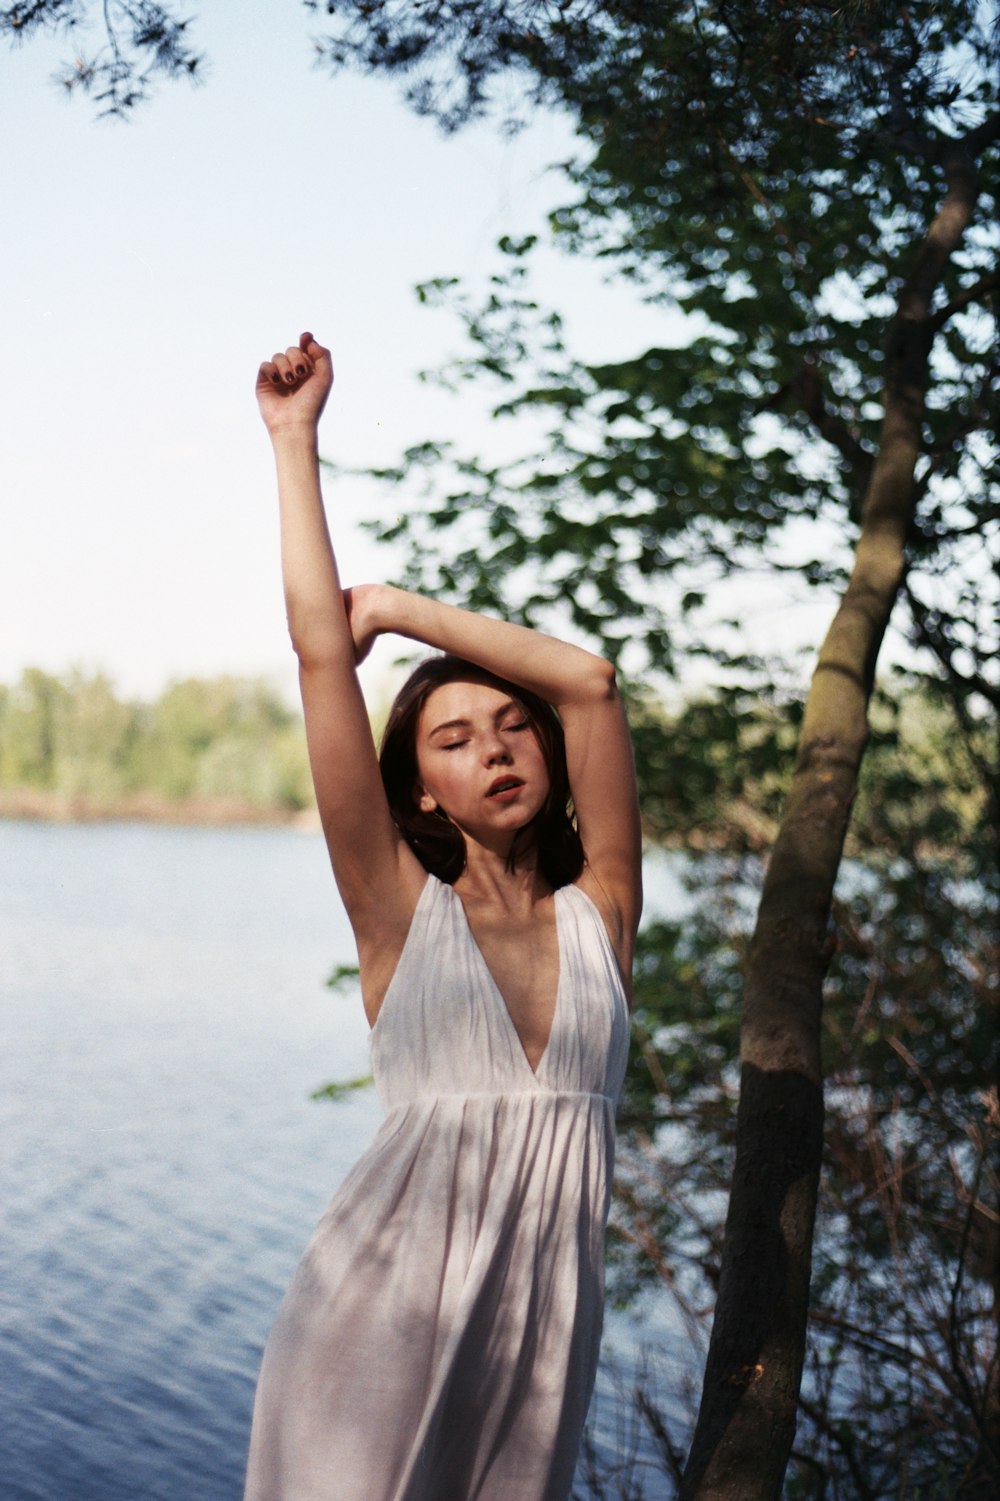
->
[567,867,621,932]
[354,862,436,1025]
[565,868,635,1000]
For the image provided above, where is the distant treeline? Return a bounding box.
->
[0,668,313,821]
[1,664,982,839]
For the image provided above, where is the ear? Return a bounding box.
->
[416,784,438,815]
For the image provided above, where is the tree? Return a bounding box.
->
[606,679,997,1499]
[0,666,69,787]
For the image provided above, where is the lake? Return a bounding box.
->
[1,822,683,1500]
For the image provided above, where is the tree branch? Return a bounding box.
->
[898,140,981,319]
[795,1392,880,1501]
[929,268,1000,333]
[792,358,874,497]
[915,364,998,500]
[902,579,1000,713]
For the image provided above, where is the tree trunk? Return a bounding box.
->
[680,135,985,1501]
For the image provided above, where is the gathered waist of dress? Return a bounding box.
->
[380,1088,616,1114]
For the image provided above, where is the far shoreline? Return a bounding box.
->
[0,788,322,832]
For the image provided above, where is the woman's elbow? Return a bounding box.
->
[589,655,621,701]
[569,654,620,705]
[286,609,351,671]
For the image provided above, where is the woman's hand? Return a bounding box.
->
[343,583,385,665]
[256,331,333,437]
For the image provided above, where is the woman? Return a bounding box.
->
[243,333,642,1501]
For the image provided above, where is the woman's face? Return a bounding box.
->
[414,678,551,847]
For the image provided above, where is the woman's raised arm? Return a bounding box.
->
[255,335,425,958]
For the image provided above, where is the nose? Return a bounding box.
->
[482,730,511,766]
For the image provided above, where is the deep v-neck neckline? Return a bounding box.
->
[451,884,564,1080]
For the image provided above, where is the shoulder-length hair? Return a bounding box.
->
[378,655,584,888]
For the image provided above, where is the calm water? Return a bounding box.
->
[1,823,681,1501]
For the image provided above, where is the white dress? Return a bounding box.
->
[243,873,630,1501]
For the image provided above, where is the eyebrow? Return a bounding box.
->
[426,699,521,739]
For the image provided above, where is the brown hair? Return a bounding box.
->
[378,655,585,888]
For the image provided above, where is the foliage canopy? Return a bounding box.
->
[1,0,202,114]
[309,2,998,710]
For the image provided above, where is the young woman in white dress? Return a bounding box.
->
[244,332,642,1501]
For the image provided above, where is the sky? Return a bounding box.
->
[1,3,837,705]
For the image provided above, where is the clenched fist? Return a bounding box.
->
[255,331,333,436]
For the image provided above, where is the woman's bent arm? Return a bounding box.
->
[355,585,613,708]
[357,584,643,951]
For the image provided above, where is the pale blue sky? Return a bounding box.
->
[2,4,835,702]
[1,6,647,699]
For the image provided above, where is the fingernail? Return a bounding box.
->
[271,373,281,384]
[296,364,306,375]
[284,372,296,384]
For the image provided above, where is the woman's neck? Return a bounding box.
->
[455,842,552,911]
